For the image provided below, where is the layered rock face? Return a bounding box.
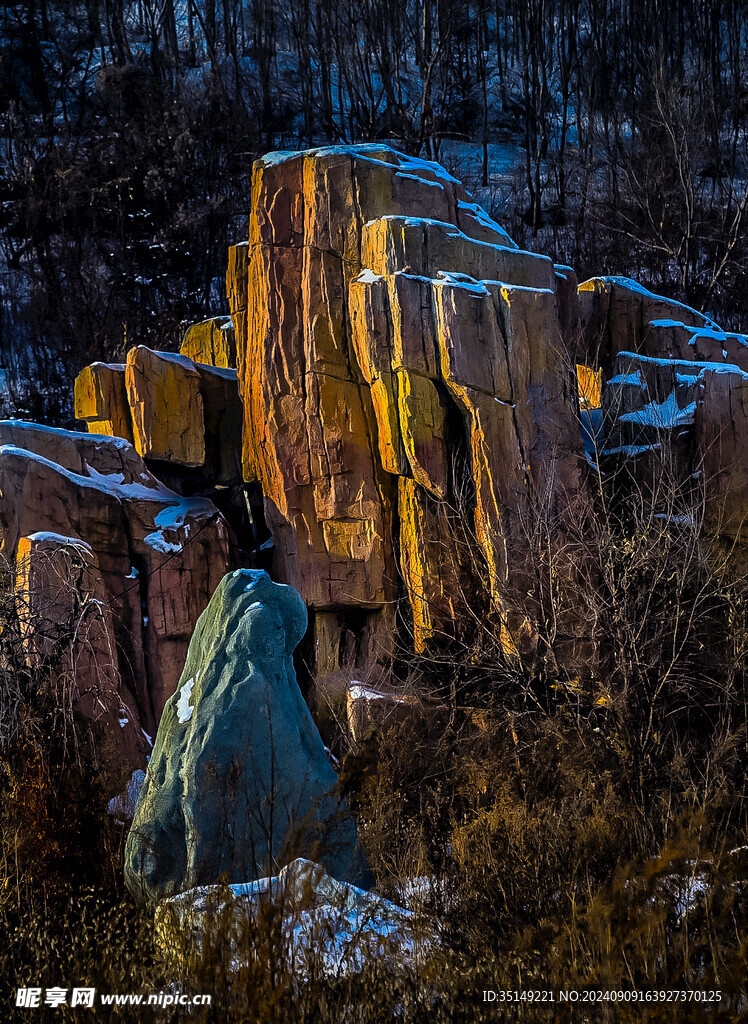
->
[74,362,133,441]
[602,351,748,548]
[125,346,242,486]
[0,421,232,751]
[65,144,747,697]
[125,570,366,904]
[578,276,724,366]
[231,145,585,673]
[74,346,243,489]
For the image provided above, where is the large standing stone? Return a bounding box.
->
[124,569,365,904]
[238,144,587,673]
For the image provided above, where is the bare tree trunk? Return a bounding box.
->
[105,0,132,65]
[188,0,196,62]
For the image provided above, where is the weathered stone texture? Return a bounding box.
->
[15,532,146,766]
[0,421,232,750]
[180,315,236,368]
[694,367,748,546]
[236,145,587,672]
[578,276,717,367]
[74,362,133,442]
[61,145,747,699]
[126,347,206,466]
[103,345,243,485]
[125,570,366,904]
[398,478,461,652]
[601,353,748,553]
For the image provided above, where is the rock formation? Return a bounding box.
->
[228,145,586,676]
[125,346,243,486]
[180,314,236,369]
[578,276,720,366]
[602,351,748,549]
[64,143,747,699]
[124,569,365,904]
[346,681,440,745]
[74,362,133,442]
[0,421,232,750]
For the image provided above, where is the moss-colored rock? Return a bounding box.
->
[124,569,365,905]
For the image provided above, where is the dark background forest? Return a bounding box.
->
[2,0,748,421]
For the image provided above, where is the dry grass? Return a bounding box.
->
[0,451,746,1021]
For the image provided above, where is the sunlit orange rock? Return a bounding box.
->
[74,362,133,441]
[577,364,602,410]
[237,144,587,670]
[126,347,206,467]
[124,345,242,485]
[398,478,462,652]
[180,315,236,368]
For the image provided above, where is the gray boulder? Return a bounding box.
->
[124,569,365,904]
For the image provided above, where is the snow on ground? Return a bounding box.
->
[157,858,435,980]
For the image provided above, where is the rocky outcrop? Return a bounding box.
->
[576,272,748,565]
[125,346,242,485]
[74,346,243,489]
[73,362,133,442]
[126,347,206,467]
[601,352,748,548]
[124,570,366,904]
[15,531,145,767]
[0,421,232,745]
[577,276,718,367]
[66,145,746,688]
[180,315,236,369]
[234,144,586,677]
[696,366,748,546]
